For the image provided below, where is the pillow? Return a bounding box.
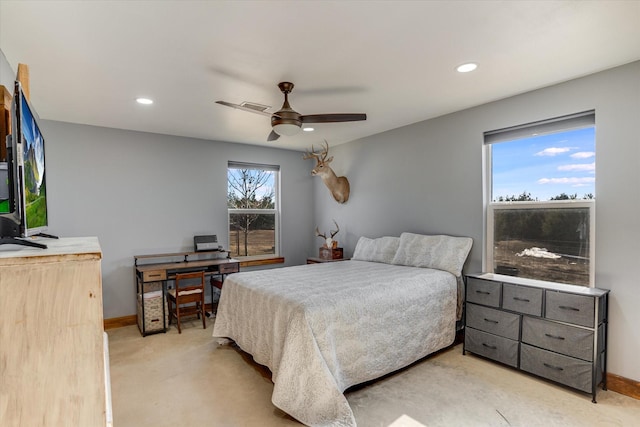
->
[352,236,400,264]
[391,232,472,276]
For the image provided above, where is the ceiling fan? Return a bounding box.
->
[216,82,367,141]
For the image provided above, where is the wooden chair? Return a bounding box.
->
[166,271,206,333]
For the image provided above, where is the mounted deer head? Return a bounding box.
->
[303,141,350,203]
[315,219,340,249]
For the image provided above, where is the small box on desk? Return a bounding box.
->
[319,247,343,260]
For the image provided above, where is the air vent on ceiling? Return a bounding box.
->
[240,102,270,113]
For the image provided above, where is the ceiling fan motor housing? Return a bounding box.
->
[272,82,302,135]
[271,111,302,132]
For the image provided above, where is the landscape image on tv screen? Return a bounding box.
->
[20,95,47,230]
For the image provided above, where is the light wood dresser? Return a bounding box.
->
[0,237,109,426]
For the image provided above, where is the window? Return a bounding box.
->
[227,162,280,259]
[484,111,595,286]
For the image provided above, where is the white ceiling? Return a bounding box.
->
[1,1,639,151]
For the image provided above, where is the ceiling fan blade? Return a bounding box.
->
[301,113,367,124]
[215,100,275,117]
[267,130,280,142]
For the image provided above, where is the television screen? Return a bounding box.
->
[16,85,48,236]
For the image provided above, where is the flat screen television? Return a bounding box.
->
[16,82,48,236]
[0,81,51,249]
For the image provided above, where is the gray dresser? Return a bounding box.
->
[463,273,609,403]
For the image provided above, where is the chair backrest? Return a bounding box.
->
[174,271,205,297]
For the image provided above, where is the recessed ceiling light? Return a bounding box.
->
[456,63,478,73]
[136,97,153,105]
[303,127,314,132]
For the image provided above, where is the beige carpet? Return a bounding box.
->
[107,320,640,427]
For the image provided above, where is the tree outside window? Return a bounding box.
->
[227,164,279,258]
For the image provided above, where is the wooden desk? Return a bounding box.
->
[134,251,240,336]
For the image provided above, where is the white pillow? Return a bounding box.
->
[391,232,472,276]
[352,236,400,264]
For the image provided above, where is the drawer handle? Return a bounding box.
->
[482,343,497,350]
[544,333,566,341]
[475,290,491,295]
[543,362,564,371]
[483,318,499,324]
[149,274,162,278]
[513,297,530,302]
[558,305,580,312]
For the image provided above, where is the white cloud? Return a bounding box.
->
[558,162,595,172]
[537,177,596,185]
[570,151,595,159]
[535,147,571,156]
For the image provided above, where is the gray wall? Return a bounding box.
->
[0,50,14,90]
[314,61,640,382]
[40,122,315,319]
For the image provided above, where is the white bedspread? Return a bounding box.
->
[212,260,457,426]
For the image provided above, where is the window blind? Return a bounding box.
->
[228,161,280,171]
[484,110,595,144]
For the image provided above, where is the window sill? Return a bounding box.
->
[238,257,285,268]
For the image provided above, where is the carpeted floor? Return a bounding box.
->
[107,320,640,427]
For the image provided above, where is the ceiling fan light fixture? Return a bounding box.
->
[303,127,314,132]
[273,123,301,136]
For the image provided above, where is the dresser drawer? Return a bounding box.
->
[520,344,594,393]
[545,291,595,327]
[522,316,594,361]
[465,328,519,368]
[466,303,520,340]
[142,270,167,282]
[219,262,239,274]
[502,284,542,316]
[467,277,501,307]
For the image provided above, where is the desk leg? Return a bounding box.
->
[206,276,216,318]
[162,281,167,333]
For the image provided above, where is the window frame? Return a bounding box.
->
[483,111,596,287]
[227,162,281,261]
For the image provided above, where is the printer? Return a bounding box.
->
[193,235,219,252]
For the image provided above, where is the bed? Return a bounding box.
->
[212,233,472,426]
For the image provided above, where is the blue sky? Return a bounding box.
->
[492,127,595,201]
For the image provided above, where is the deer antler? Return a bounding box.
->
[316,221,339,249]
[303,145,320,161]
[302,141,329,162]
[330,219,339,238]
[315,226,327,239]
[321,140,329,157]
